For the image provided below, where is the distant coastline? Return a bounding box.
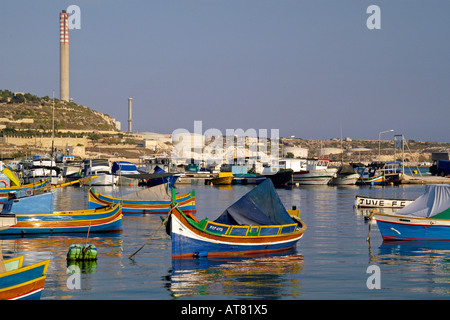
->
[1,89,449,163]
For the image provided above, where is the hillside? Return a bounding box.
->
[0,89,118,133]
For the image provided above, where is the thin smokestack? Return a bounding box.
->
[60,10,69,101]
[128,98,133,133]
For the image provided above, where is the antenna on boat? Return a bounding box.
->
[51,91,55,162]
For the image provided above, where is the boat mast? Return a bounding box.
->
[51,91,55,161]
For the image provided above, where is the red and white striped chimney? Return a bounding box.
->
[60,10,69,101]
[60,10,69,44]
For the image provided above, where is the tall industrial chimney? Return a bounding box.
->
[60,10,70,102]
[128,98,133,133]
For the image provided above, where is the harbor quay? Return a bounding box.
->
[1,128,448,186]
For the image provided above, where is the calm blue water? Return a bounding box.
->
[3,178,450,300]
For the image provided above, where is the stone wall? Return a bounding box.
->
[1,136,87,157]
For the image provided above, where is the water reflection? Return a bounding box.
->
[369,241,450,297]
[355,207,399,216]
[167,250,304,299]
[0,233,124,300]
[376,241,450,263]
[2,183,442,299]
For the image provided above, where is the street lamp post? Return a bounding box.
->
[378,129,394,160]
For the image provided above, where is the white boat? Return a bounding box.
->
[61,163,83,182]
[83,159,118,186]
[0,212,16,231]
[354,195,414,208]
[292,159,337,185]
[22,159,63,185]
[331,164,360,185]
[112,161,141,186]
[260,165,293,187]
[23,168,62,185]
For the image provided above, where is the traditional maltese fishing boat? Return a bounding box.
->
[88,184,196,215]
[0,179,50,205]
[167,179,307,259]
[372,184,450,241]
[0,191,122,235]
[0,256,50,300]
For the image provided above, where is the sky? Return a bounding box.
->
[1,1,449,142]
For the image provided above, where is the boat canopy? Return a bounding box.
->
[338,164,356,175]
[395,184,450,218]
[112,161,140,175]
[124,183,171,201]
[214,179,295,226]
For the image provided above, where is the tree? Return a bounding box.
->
[10,94,25,103]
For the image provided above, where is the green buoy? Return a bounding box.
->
[67,244,97,261]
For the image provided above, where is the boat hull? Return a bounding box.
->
[0,180,50,204]
[210,176,233,185]
[375,213,450,241]
[263,170,293,187]
[0,204,122,235]
[0,258,50,300]
[88,188,196,214]
[331,173,360,185]
[234,174,266,184]
[89,173,118,186]
[293,168,337,185]
[355,195,413,208]
[356,174,385,185]
[0,214,16,231]
[170,208,306,259]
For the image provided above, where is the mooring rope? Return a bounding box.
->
[128,203,178,259]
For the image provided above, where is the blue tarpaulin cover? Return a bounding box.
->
[214,179,295,226]
[112,161,140,175]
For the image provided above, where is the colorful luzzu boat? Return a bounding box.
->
[88,184,196,215]
[167,179,306,259]
[373,184,450,241]
[0,256,50,300]
[0,191,122,235]
[0,179,50,206]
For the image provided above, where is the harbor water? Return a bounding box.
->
[2,180,450,300]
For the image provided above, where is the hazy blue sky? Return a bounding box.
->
[1,1,449,142]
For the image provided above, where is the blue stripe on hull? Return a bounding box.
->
[172,232,299,258]
[377,220,450,241]
[0,266,46,290]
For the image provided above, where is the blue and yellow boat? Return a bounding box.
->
[0,191,122,235]
[88,185,196,215]
[0,179,50,205]
[167,179,306,259]
[0,256,50,300]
